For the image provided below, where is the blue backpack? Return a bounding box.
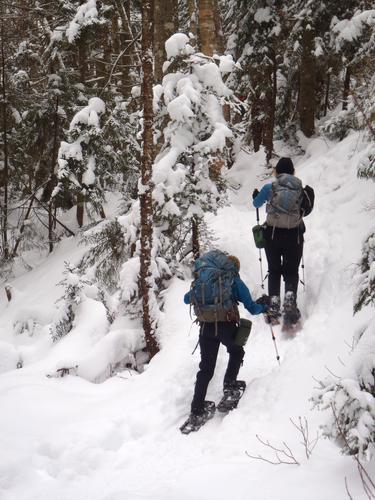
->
[190,250,239,323]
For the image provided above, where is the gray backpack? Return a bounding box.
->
[266,174,303,229]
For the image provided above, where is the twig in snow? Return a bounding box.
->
[245,434,300,466]
[289,417,319,460]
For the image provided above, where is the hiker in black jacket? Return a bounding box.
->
[252,157,314,327]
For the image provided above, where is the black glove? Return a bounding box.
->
[255,294,270,307]
[252,188,259,200]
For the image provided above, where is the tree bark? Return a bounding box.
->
[139,0,159,359]
[192,216,200,259]
[262,51,277,164]
[154,0,177,83]
[48,96,59,252]
[342,66,351,111]
[12,197,34,257]
[77,33,88,226]
[1,17,9,260]
[187,0,198,40]
[324,71,330,116]
[298,23,315,137]
[113,0,141,96]
[198,0,217,55]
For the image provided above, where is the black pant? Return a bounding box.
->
[191,322,244,415]
[264,225,304,297]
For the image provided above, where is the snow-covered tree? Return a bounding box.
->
[223,1,284,158]
[152,33,238,262]
[55,97,111,226]
[313,109,375,458]
[50,261,115,343]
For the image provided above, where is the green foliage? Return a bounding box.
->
[50,262,90,342]
[79,219,127,290]
[358,146,375,180]
[320,108,360,141]
[354,232,375,314]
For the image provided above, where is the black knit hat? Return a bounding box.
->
[275,157,294,175]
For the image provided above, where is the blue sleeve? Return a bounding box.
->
[253,183,272,208]
[233,277,265,315]
[184,291,190,304]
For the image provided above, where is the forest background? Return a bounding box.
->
[0,1,375,496]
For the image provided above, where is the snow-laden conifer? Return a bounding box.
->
[152,33,237,268]
[313,124,375,459]
[55,97,111,225]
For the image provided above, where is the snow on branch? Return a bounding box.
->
[66,0,106,43]
[332,10,375,49]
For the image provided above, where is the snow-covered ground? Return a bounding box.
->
[0,133,374,500]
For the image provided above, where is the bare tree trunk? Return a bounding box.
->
[48,96,60,252]
[76,180,85,227]
[96,24,111,84]
[187,0,198,40]
[213,0,225,54]
[139,0,159,359]
[324,71,330,116]
[262,52,277,164]
[1,18,9,260]
[114,0,141,96]
[12,197,34,257]
[342,66,351,111]
[249,69,263,151]
[198,0,217,55]
[76,34,88,227]
[78,34,88,84]
[192,216,200,259]
[154,0,177,83]
[298,24,315,137]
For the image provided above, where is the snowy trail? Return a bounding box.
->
[0,133,374,500]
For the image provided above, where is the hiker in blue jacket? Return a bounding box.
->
[252,157,314,327]
[184,254,267,426]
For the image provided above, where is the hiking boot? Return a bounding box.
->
[283,291,301,325]
[265,295,281,325]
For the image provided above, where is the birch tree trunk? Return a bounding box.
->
[139,0,159,359]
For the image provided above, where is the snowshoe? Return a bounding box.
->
[264,295,281,326]
[282,318,302,335]
[282,291,301,333]
[180,401,216,434]
[217,380,246,413]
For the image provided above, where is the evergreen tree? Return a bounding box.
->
[223,1,285,161]
[55,97,109,226]
[312,76,375,459]
[152,33,236,262]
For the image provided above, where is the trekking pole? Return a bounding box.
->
[256,208,265,289]
[269,324,281,366]
[300,253,306,292]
